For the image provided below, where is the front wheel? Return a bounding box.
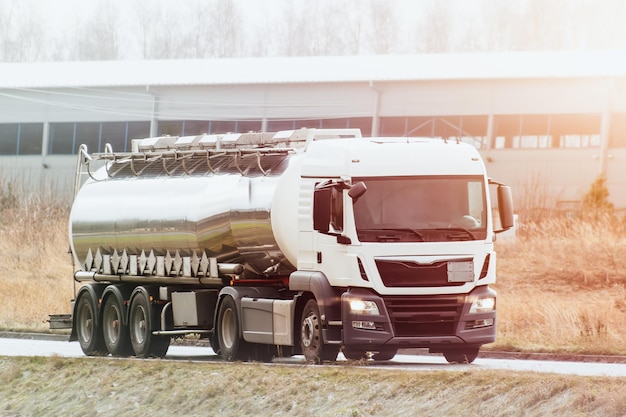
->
[372,348,397,361]
[342,348,368,361]
[300,299,339,364]
[442,347,479,364]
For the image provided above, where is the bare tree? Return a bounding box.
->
[71,0,122,60]
[363,0,398,54]
[0,0,45,61]
[132,0,188,59]
[411,0,454,53]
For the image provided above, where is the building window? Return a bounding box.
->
[493,114,601,149]
[610,113,626,147]
[0,123,43,155]
[266,120,296,132]
[49,123,76,154]
[158,121,183,137]
[0,124,19,155]
[379,116,488,147]
[19,124,43,155]
[49,122,151,154]
[127,122,151,146]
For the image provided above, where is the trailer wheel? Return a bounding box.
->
[300,299,339,364]
[102,295,131,356]
[217,296,250,361]
[442,347,479,364]
[129,290,170,358]
[75,292,107,356]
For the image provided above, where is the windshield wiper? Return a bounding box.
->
[360,228,425,242]
[427,227,477,241]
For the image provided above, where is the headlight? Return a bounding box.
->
[349,299,380,315]
[469,296,495,314]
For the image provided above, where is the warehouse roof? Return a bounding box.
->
[1,51,626,89]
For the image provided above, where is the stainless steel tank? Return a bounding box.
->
[69,151,297,278]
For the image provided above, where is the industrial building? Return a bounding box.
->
[1,51,626,210]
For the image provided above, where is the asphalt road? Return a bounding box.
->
[1,334,625,377]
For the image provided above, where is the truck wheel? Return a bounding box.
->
[443,347,479,364]
[372,348,397,361]
[129,290,170,358]
[217,296,250,361]
[342,348,368,360]
[102,295,131,356]
[300,299,339,364]
[75,292,107,356]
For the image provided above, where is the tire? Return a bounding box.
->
[75,292,107,356]
[217,296,250,361]
[443,347,480,364]
[102,295,132,357]
[300,299,339,364]
[342,348,368,360]
[372,348,397,361]
[129,290,170,358]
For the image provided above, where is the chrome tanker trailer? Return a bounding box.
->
[60,128,514,363]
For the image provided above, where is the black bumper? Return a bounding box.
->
[340,285,496,351]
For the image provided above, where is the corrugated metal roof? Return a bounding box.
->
[2,51,626,89]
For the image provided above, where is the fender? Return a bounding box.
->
[289,270,343,326]
[215,286,281,338]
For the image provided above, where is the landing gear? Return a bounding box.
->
[300,299,339,364]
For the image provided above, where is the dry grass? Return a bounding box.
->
[0,179,74,331]
[493,216,626,355]
[2,176,626,355]
[1,357,626,417]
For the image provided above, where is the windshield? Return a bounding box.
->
[352,176,487,242]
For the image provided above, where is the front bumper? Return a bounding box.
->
[341,285,496,351]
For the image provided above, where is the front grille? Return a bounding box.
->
[382,295,464,337]
[376,259,465,287]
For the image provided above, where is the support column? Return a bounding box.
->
[369,81,380,137]
[598,78,614,176]
[485,113,494,150]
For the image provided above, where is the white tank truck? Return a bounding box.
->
[53,128,514,364]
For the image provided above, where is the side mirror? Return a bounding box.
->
[497,185,514,231]
[313,187,331,233]
[348,181,367,201]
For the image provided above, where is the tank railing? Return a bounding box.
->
[73,144,101,197]
[90,147,294,177]
[206,151,227,173]
[256,152,269,176]
[103,143,114,178]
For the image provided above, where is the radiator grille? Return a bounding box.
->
[382,295,464,337]
[376,259,466,287]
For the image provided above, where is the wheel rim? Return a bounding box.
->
[221,308,235,349]
[131,304,147,345]
[104,303,120,345]
[301,315,315,348]
[77,302,93,344]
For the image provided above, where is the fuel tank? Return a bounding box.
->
[69,150,302,278]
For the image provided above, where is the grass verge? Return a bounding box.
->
[1,356,625,417]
